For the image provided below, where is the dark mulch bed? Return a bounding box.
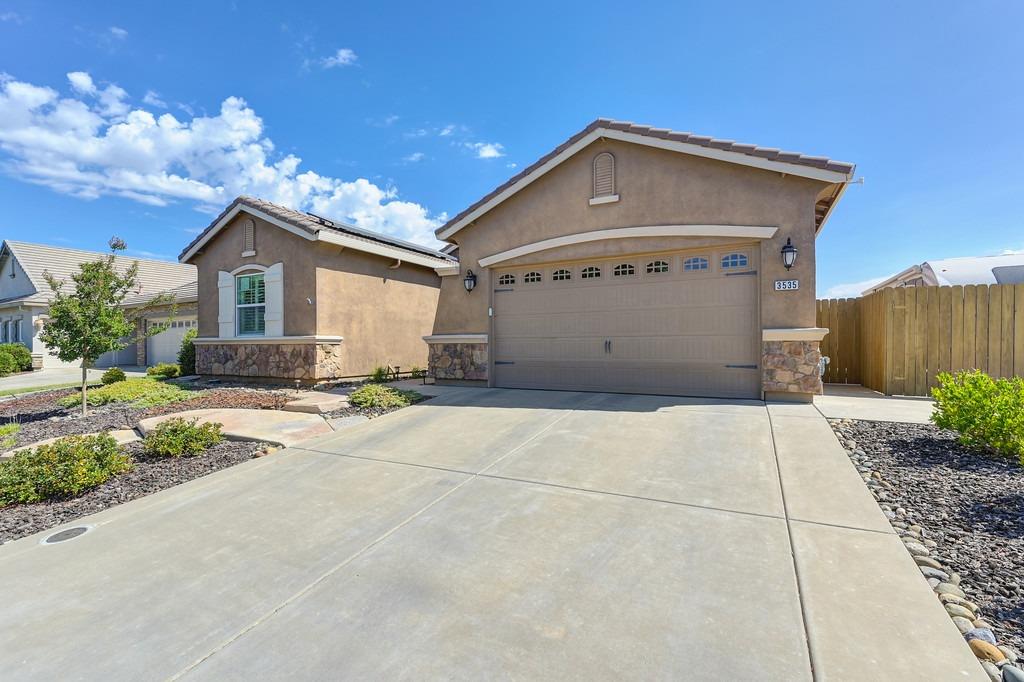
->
[0,439,266,544]
[833,419,1024,653]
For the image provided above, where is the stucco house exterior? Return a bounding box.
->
[426,119,856,402]
[179,196,454,381]
[0,241,197,369]
[862,254,1024,294]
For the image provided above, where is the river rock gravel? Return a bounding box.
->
[831,418,1024,655]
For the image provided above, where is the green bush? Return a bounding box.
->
[0,433,132,507]
[143,417,222,457]
[931,370,1024,463]
[58,378,192,408]
[101,367,127,385]
[177,328,197,376]
[0,349,17,377]
[368,366,390,383]
[0,422,19,450]
[0,343,32,372]
[147,362,181,379]
[349,384,421,409]
[408,365,426,379]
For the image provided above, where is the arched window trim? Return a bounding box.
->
[523,271,543,283]
[721,252,750,269]
[646,260,670,274]
[613,263,636,277]
[581,266,602,279]
[552,268,572,281]
[683,256,709,272]
[498,273,516,286]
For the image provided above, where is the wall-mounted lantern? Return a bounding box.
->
[781,238,798,270]
[463,269,477,293]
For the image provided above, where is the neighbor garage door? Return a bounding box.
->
[492,247,760,399]
[146,318,197,366]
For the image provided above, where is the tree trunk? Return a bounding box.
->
[81,364,88,417]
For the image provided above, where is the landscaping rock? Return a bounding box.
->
[970,639,1007,663]
[936,582,967,599]
[953,616,977,634]
[921,566,950,582]
[947,603,978,620]
[915,555,944,569]
[966,628,998,646]
[1003,665,1024,682]
[1000,646,1021,663]
[903,540,930,557]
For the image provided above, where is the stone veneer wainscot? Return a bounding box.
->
[425,336,488,381]
[196,339,343,380]
[762,340,823,395]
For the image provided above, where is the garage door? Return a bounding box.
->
[492,247,760,399]
[147,318,197,366]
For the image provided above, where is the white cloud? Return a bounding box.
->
[67,71,96,95]
[321,48,358,68]
[142,90,167,108]
[0,72,446,246]
[822,274,895,299]
[1000,248,1024,255]
[466,141,505,159]
[438,124,455,137]
[109,26,128,39]
[403,152,425,163]
[0,11,25,23]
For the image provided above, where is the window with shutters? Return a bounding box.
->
[236,273,266,335]
[581,266,601,279]
[524,271,542,283]
[552,269,572,282]
[242,219,255,256]
[498,273,516,286]
[683,256,709,272]
[646,260,669,274]
[590,153,618,204]
[613,263,635,277]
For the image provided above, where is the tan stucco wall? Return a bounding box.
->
[187,213,318,337]
[186,211,441,377]
[433,139,830,334]
[314,243,440,376]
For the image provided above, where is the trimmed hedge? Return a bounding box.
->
[931,370,1024,463]
[101,367,127,385]
[349,384,421,409]
[147,362,181,379]
[143,417,222,457]
[0,433,132,507]
[58,378,192,408]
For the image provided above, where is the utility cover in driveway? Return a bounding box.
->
[492,248,760,398]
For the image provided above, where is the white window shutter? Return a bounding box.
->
[217,270,235,338]
[264,262,284,337]
[593,153,615,197]
[242,219,255,255]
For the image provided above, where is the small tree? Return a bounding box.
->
[39,237,175,415]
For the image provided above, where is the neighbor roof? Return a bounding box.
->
[179,196,455,268]
[863,254,1024,294]
[0,240,197,307]
[436,118,857,241]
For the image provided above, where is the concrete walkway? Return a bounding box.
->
[816,383,935,424]
[0,388,984,680]
[0,366,147,394]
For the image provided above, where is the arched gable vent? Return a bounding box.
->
[593,152,615,198]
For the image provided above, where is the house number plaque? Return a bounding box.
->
[774,279,799,291]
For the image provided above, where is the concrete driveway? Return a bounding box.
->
[0,366,147,393]
[0,388,983,680]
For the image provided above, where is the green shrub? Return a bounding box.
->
[0,343,32,372]
[143,417,222,457]
[931,370,1024,463]
[0,349,17,377]
[101,367,127,385]
[147,362,181,379]
[0,422,19,450]
[58,378,192,408]
[408,365,426,379]
[177,328,197,376]
[349,384,421,409]
[0,433,132,507]
[368,366,390,383]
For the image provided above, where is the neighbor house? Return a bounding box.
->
[862,254,1024,294]
[179,196,454,381]
[0,241,197,369]
[426,118,856,402]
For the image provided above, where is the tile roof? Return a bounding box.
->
[179,196,455,265]
[0,241,197,307]
[437,118,856,238]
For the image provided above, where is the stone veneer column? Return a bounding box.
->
[426,340,488,381]
[762,339,823,397]
[135,318,147,366]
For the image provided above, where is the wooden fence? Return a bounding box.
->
[816,284,1024,396]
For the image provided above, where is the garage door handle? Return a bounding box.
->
[725,364,758,369]
[494,361,515,365]
[725,270,758,277]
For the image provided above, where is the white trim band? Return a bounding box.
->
[588,194,620,206]
[423,334,489,344]
[435,265,460,276]
[194,335,344,345]
[762,328,829,342]
[478,224,778,268]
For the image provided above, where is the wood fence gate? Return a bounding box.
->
[816,284,1024,396]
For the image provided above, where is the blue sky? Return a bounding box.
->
[0,1,1022,296]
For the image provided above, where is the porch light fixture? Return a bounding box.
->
[463,269,477,293]
[781,238,798,270]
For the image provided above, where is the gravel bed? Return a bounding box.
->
[832,418,1024,661]
[0,439,266,544]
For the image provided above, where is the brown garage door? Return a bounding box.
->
[492,247,760,399]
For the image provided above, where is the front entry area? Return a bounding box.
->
[492,246,760,398]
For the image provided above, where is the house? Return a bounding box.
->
[0,241,197,369]
[426,118,856,402]
[179,196,454,381]
[862,254,1024,294]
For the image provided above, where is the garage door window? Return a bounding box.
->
[236,273,266,336]
[581,266,601,279]
[646,260,669,274]
[683,256,709,272]
[613,263,635,277]
[524,271,542,284]
[498,273,516,286]
[552,269,572,281]
[721,253,749,269]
